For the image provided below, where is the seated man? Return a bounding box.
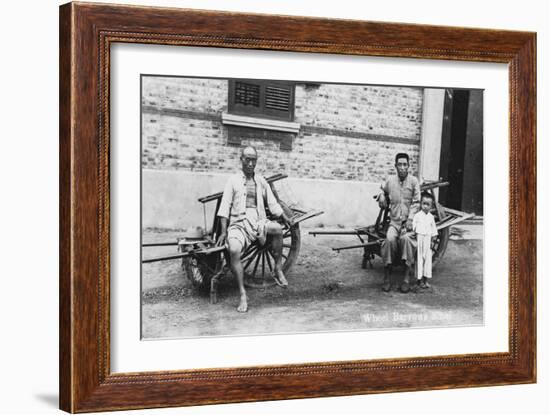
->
[216,146,292,312]
[377,152,420,293]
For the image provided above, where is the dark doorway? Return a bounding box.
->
[438,89,483,215]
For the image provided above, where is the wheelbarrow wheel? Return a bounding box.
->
[243,223,301,289]
[182,252,224,293]
[182,256,208,292]
[431,201,450,268]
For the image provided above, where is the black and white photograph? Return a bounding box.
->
[140,75,484,339]
[3,0,546,414]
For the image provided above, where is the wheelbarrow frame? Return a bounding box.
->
[310,180,475,270]
[142,173,323,301]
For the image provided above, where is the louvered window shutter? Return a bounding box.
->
[263,84,293,120]
[234,81,261,107]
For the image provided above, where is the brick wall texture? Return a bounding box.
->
[142,77,423,183]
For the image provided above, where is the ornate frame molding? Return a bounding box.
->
[60,2,536,412]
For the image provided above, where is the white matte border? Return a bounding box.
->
[111,44,509,373]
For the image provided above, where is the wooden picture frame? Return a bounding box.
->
[59,2,536,412]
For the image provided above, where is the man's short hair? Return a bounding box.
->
[240,145,258,158]
[420,191,435,203]
[395,153,410,164]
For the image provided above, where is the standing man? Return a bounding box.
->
[216,146,292,312]
[377,153,421,293]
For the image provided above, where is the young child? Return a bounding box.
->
[412,192,438,289]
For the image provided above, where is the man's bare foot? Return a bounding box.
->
[237,295,248,312]
[273,269,288,288]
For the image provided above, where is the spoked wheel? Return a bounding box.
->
[431,201,450,268]
[182,249,224,293]
[178,243,225,292]
[243,223,301,288]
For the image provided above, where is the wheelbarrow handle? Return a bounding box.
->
[332,240,382,253]
[142,245,226,263]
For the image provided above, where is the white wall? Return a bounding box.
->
[142,170,382,229]
[1,1,547,415]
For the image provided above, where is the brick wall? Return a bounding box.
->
[295,83,423,139]
[142,77,423,183]
[142,77,228,113]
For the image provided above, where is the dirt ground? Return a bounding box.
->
[141,228,483,339]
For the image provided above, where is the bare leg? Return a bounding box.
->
[228,239,247,312]
[266,222,287,287]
